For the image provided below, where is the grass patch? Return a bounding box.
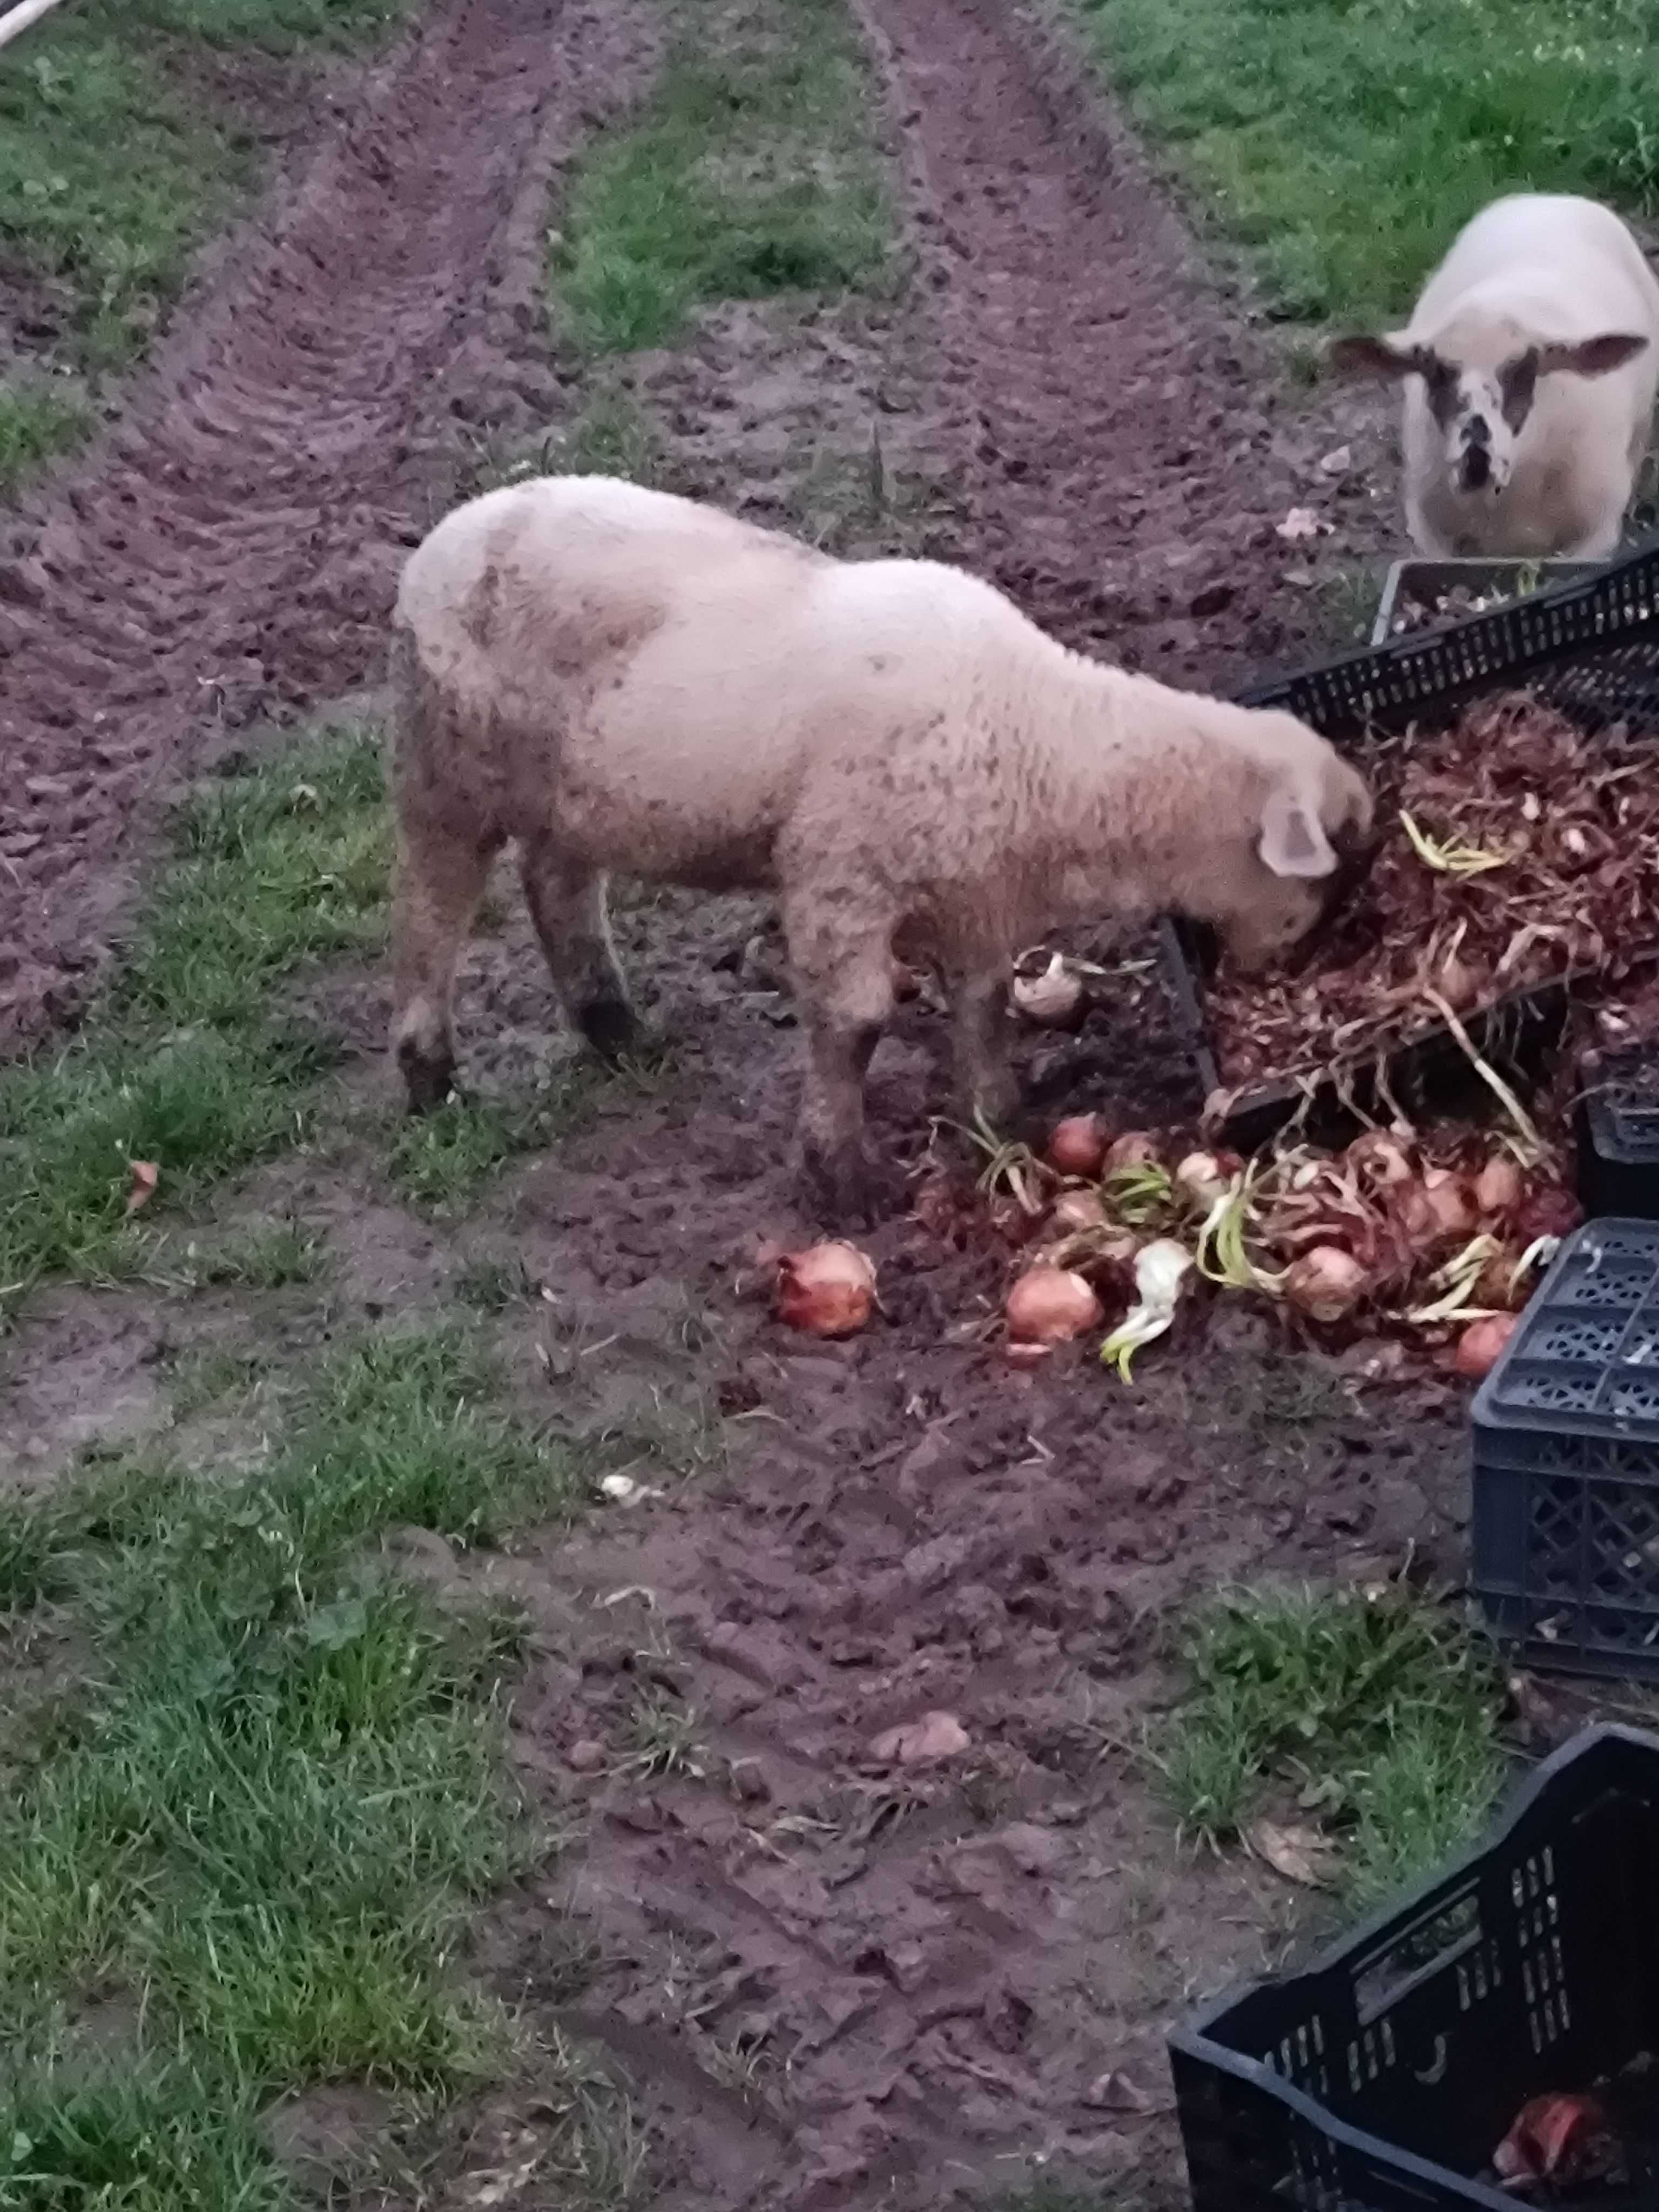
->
[0,378,93,497]
[0,0,415,373]
[0,728,386,1317]
[552,0,890,354]
[191,1219,327,1290]
[454,1256,541,1311]
[388,1077,601,1213]
[460,387,667,501]
[0,1323,594,2196]
[1071,0,1659,326]
[0,2065,288,2212]
[1153,1584,1506,1904]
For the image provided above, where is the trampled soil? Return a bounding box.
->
[0,0,1532,2206]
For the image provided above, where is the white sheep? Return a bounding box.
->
[389,475,1372,1220]
[1332,194,1659,559]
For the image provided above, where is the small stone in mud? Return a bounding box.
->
[1084,2069,1156,2113]
[997,1821,1065,1876]
[567,1738,607,1773]
[868,1710,970,1766]
[726,1757,771,1803]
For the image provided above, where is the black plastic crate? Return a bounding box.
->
[1237,535,1659,740]
[1371,558,1602,650]
[1576,1050,1659,1223]
[1162,537,1659,1153]
[1171,1722,1659,2212]
[1472,1219,1659,1679]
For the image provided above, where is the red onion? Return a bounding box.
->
[776,1242,877,1337]
[1454,1312,1520,1380]
[1006,1265,1104,1347]
[1047,1115,1109,1178]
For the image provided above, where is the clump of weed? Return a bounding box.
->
[454,1255,540,1311]
[1152,1583,1506,1904]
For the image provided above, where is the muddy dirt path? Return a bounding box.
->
[403,9,1422,2212]
[861,0,1387,684]
[0,0,649,1051]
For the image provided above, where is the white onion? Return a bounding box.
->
[1104,1131,1161,1175]
[1100,1237,1193,1378]
[1006,1265,1104,1346]
[1283,1245,1368,1324]
[1012,953,1086,1028]
[775,1241,877,1337]
[1174,1150,1231,1209]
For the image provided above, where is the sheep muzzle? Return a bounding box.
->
[1459,441,1493,491]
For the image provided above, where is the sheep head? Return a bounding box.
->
[1203,729,1375,976]
[1331,326,1650,502]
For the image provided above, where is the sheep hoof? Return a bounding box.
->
[576,995,644,1065]
[799,1142,901,1231]
[397,1037,458,1115]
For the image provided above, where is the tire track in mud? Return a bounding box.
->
[854,0,1387,681]
[0,0,652,1051]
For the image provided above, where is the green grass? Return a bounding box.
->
[190,1219,327,1290]
[0,379,93,498]
[1072,0,1659,327]
[0,1324,596,2201]
[0,729,386,1316]
[1,2066,289,2212]
[1152,1584,1506,1905]
[388,1080,601,1214]
[460,387,667,501]
[0,0,414,374]
[552,0,891,354]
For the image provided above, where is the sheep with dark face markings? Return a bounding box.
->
[1332,194,1659,560]
[388,476,1372,1223]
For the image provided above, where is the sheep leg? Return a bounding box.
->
[519,838,640,1063]
[391,818,498,1113]
[949,967,1019,1132]
[785,899,899,1225]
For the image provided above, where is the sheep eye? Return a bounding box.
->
[1498,351,1539,427]
[1418,354,1460,424]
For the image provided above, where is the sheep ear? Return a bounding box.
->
[1538,332,1650,379]
[1258,783,1337,880]
[1328,333,1421,380]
